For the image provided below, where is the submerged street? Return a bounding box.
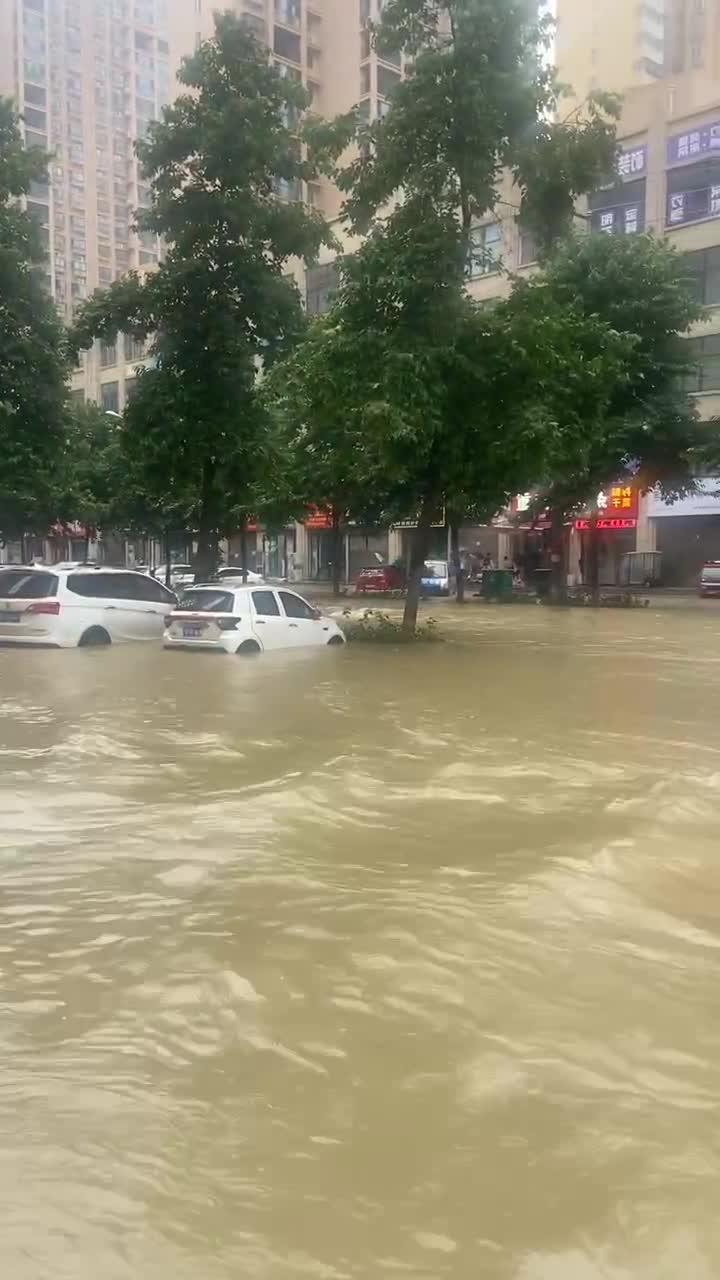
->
[1,604,720,1278]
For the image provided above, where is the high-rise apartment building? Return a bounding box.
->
[0,0,197,409]
[554,0,668,104]
[0,0,401,405]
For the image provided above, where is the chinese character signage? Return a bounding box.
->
[575,517,637,531]
[604,485,638,516]
[668,192,686,223]
[666,183,720,226]
[617,145,647,178]
[667,122,720,165]
[575,485,638,531]
[591,201,644,236]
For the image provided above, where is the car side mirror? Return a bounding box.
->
[311,608,322,620]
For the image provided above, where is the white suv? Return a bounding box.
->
[0,566,176,648]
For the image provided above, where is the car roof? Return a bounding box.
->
[189,581,275,592]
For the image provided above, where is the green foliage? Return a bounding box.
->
[0,98,69,540]
[339,0,552,243]
[340,609,441,643]
[56,402,126,535]
[513,91,621,253]
[525,233,703,509]
[71,15,332,572]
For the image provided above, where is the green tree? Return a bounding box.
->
[307,0,621,628]
[71,14,333,580]
[0,99,68,550]
[520,233,702,600]
[55,402,127,555]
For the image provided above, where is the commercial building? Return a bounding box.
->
[457,69,720,587]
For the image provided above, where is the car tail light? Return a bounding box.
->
[217,617,241,631]
[164,614,173,627]
[25,600,60,616]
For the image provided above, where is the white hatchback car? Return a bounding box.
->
[0,566,176,648]
[164,584,345,654]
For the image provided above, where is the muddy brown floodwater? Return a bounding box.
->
[2,602,720,1279]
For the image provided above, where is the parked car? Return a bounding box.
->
[0,566,176,647]
[700,561,720,597]
[152,563,195,589]
[211,566,265,585]
[420,559,452,596]
[353,564,405,594]
[164,584,345,654]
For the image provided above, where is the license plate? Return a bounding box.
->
[1,613,20,623]
[183,624,204,638]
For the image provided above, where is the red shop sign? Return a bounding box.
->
[575,517,637,531]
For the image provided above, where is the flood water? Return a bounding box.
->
[2,602,720,1279]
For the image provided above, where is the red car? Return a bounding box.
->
[353,564,406,594]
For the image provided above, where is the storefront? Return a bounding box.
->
[648,481,720,586]
[574,484,639,586]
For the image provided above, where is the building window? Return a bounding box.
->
[667,158,720,226]
[683,334,720,392]
[124,333,145,362]
[377,64,400,99]
[683,246,720,306]
[360,63,370,95]
[468,222,502,277]
[306,260,339,314]
[590,178,646,235]
[519,231,537,266]
[274,0,301,28]
[273,25,300,62]
[100,381,120,412]
[100,339,117,367]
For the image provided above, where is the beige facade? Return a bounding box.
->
[0,0,199,409]
[555,0,667,105]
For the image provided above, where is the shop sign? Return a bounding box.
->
[601,484,638,517]
[392,508,446,529]
[575,517,637,531]
[667,184,720,226]
[667,122,720,165]
[617,145,647,177]
[575,485,638,531]
[593,202,643,234]
[304,505,334,529]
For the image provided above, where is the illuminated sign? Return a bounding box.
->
[575,518,637,531]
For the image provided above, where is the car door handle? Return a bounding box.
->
[255,619,266,624]
[289,623,299,628]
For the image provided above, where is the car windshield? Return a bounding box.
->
[702,567,720,583]
[0,570,59,599]
[424,561,447,577]
[175,589,235,613]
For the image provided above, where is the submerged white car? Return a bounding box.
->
[164,584,346,654]
[0,566,176,647]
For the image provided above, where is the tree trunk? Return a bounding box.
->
[240,522,248,584]
[450,521,465,603]
[193,463,217,583]
[402,496,434,634]
[549,507,567,605]
[164,532,172,588]
[330,511,342,597]
[587,516,600,605]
